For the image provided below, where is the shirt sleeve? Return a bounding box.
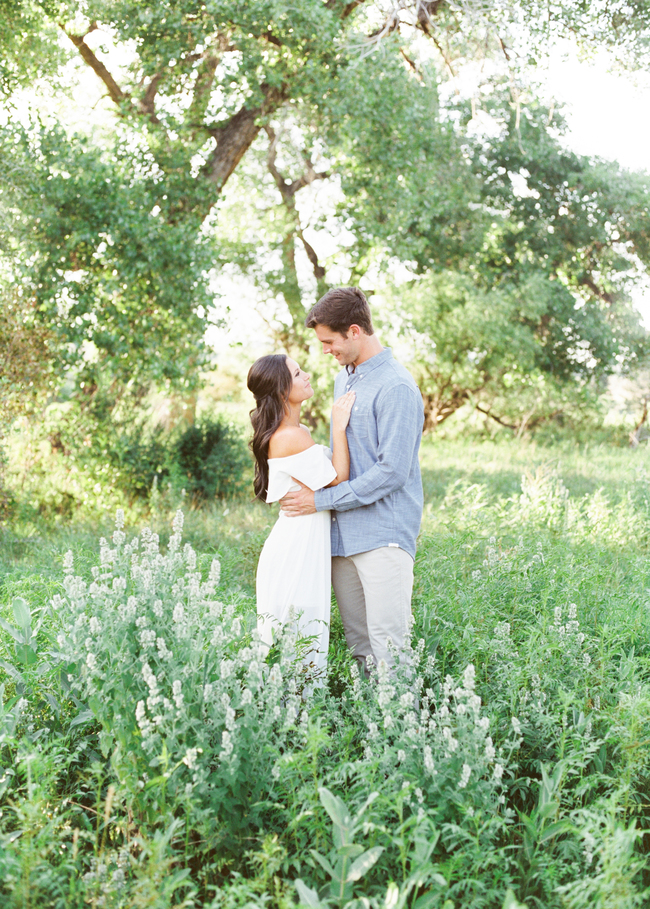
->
[314,383,422,513]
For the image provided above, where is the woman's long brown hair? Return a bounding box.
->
[247,354,292,502]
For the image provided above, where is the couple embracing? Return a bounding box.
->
[247,287,424,681]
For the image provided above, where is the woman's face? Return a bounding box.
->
[285,357,313,405]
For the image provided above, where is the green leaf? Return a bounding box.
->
[12,597,31,634]
[502,889,528,909]
[295,879,323,908]
[0,658,24,683]
[69,709,94,728]
[347,846,384,883]
[15,644,37,666]
[318,786,351,831]
[310,849,337,880]
[0,617,23,643]
[337,843,364,859]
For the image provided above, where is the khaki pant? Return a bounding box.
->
[332,547,414,673]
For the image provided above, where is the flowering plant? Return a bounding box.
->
[54,509,311,838]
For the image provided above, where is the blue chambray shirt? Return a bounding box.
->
[313,348,424,559]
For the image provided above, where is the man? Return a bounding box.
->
[280,286,424,672]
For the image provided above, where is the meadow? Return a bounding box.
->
[1,436,650,908]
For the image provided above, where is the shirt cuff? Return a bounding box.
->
[314,487,336,511]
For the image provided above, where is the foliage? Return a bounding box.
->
[378,86,650,431]
[2,0,650,440]
[3,438,650,905]
[172,417,251,502]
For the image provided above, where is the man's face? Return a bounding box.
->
[313,324,361,367]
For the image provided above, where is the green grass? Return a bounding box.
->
[2,436,650,908]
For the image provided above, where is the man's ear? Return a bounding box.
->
[348,324,361,339]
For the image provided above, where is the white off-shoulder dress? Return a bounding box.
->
[257,444,337,676]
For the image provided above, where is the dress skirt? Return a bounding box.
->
[256,444,337,677]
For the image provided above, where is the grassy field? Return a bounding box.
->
[2,436,650,908]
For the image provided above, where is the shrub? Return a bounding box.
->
[172,416,250,501]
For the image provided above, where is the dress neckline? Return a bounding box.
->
[268,444,322,463]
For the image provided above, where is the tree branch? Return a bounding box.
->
[325,0,369,19]
[475,404,518,430]
[202,85,286,196]
[139,73,164,123]
[265,125,329,199]
[60,26,128,106]
[579,274,615,306]
[187,49,220,133]
[265,126,328,281]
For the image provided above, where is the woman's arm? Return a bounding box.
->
[326,391,355,487]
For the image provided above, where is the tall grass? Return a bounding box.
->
[1,437,650,908]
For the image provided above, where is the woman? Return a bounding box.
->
[247,354,355,679]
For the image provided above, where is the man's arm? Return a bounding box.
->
[313,383,422,513]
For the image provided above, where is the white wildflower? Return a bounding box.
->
[86,652,98,672]
[183,543,196,570]
[397,749,406,763]
[63,550,74,573]
[182,748,201,770]
[458,763,471,789]
[209,559,221,586]
[172,680,184,709]
[568,603,577,620]
[89,617,101,635]
[142,662,158,693]
[172,509,184,535]
[153,600,163,617]
[219,730,233,760]
[157,637,172,660]
[423,745,435,775]
[511,717,522,736]
[493,763,504,781]
[485,737,496,761]
[124,596,137,620]
[463,664,476,691]
[583,652,591,666]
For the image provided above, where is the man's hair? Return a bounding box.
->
[305,287,374,335]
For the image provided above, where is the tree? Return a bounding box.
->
[381,87,650,431]
[1,0,649,433]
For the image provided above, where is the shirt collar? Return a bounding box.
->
[346,347,393,377]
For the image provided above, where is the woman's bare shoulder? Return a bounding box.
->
[268,425,315,459]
